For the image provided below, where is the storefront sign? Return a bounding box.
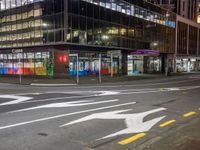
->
[128,50,160,56]
[12,49,23,53]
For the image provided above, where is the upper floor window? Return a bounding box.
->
[0,0,43,11]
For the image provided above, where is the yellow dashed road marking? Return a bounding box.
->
[118,133,146,145]
[159,120,176,127]
[118,109,199,146]
[183,112,196,117]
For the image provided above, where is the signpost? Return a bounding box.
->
[99,54,102,83]
[111,53,113,77]
[12,49,23,84]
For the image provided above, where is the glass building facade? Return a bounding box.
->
[67,0,175,52]
[0,0,176,77]
[176,16,200,73]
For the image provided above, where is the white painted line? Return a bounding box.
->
[21,95,94,104]
[20,86,200,104]
[18,90,161,104]
[0,95,33,106]
[9,99,119,113]
[19,91,120,104]
[0,102,136,131]
[30,83,77,86]
[111,86,200,95]
[14,93,42,96]
[49,78,200,89]
[4,85,199,106]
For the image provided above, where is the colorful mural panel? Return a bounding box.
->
[0,51,53,76]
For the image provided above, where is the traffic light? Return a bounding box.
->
[59,54,69,63]
[63,55,68,63]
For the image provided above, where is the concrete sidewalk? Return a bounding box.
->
[0,72,197,85]
[143,118,200,150]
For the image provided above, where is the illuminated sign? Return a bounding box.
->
[12,49,23,53]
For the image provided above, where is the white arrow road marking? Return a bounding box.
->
[60,108,166,140]
[0,102,136,131]
[9,99,119,113]
[0,95,33,106]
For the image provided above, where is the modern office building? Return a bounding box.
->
[0,0,176,78]
[147,0,200,72]
[197,0,200,23]
[149,0,198,22]
[175,15,200,72]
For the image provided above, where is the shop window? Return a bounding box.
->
[0,54,3,75]
[24,53,34,75]
[35,52,44,75]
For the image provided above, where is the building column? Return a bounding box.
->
[196,29,200,72]
[197,29,199,56]
[64,0,68,42]
[187,24,189,55]
[174,19,178,73]
[122,51,128,75]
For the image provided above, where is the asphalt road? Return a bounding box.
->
[0,74,200,150]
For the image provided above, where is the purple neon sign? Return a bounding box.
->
[128,49,160,56]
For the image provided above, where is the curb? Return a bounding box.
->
[30,83,77,86]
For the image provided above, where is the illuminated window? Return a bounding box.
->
[197,15,200,23]
[34,9,42,17]
[11,15,16,21]
[28,10,34,18]
[17,14,22,20]
[35,19,41,27]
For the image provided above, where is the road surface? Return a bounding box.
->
[0,74,200,150]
